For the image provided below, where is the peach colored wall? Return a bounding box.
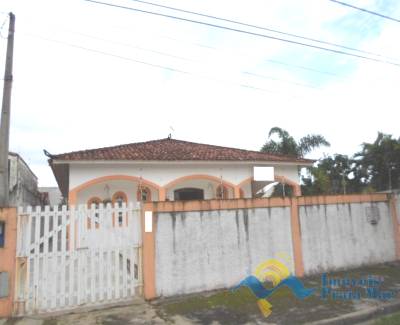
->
[142,203,156,300]
[290,198,304,277]
[0,208,17,318]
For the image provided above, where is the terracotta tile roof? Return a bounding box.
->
[50,138,313,164]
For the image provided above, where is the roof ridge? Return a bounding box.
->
[51,138,170,158]
[165,138,302,160]
[52,137,303,160]
[49,137,313,163]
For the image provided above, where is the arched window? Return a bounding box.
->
[216,185,229,199]
[87,197,101,208]
[112,192,128,226]
[113,191,127,207]
[136,186,152,202]
[87,197,101,227]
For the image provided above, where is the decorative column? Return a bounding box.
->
[389,194,400,260]
[290,198,304,277]
[234,186,241,199]
[142,203,156,300]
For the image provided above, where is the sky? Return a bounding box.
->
[0,0,400,186]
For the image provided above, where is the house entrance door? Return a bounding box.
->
[174,188,204,200]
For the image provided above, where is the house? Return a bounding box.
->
[8,152,41,207]
[38,187,64,206]
[47,138,313,206]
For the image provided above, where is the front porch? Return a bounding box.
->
[68,174,301,206]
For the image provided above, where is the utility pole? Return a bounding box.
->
[0,13,15,207]
[342,172,346,195]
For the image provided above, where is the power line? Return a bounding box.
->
[82,0,400,68]
[14,12,343,80]
[31,19,342,78]
[243,71,319,90]
[128,0,396,60]
[24,33,330,100]
[64,30,196,62]
[25,33,190,74]
[63,27,342,78]
[264,58,340,77]
[23,33,290,96]
[329,0,400,23]
[0,14,9,39]
[158,35,342,78]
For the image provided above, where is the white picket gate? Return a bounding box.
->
[15,203,142,315]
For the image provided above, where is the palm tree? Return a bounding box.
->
[261,127,330,197]
[261,127,330,158]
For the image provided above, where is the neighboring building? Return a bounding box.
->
[8,152,41,207]
[47,138,313,206]
[38,187,64,206]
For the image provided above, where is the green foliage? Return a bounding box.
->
[372,312,400,325]
[353,132,400,192]
[261,127,330,158]
[261,128,400,195]
[302,132,400,195]
[302,154,356,195]
[261,127,330,197]
[270,183,293,197]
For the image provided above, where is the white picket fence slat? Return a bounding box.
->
[16,203,142,315]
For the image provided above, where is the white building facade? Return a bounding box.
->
[48,138,313,206]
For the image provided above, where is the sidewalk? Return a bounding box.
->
[1,261,400,325]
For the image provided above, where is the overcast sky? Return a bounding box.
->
[0,0,400,186]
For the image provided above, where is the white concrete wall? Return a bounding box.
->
[300,202,397,275]
[69,163,300,191]
[155,207,294,297]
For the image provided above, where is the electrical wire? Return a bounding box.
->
[128,0,396,60]
[329,0,400,23]
[63,30,196,62]
[66,28,342,78]
[158,35,342,77]
[25,33,190,75]
[82,0,400,68]
[24,33,290,96]
[0,14,9,39]
[29,20,342,78]
[243,71,319,90]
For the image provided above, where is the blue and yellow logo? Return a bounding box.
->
[232,255,315,318]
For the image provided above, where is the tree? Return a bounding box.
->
[260,127,330,197]
[352,132,400,192]
[261,127,330,157]
[302,132,400,195]
[302,154,359,195]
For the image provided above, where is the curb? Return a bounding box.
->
[306,300,400,325]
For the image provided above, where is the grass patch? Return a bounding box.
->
[373,311,400,325]
[42,318,59,325]
[162,286,259,316]
[159,262,400,324]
